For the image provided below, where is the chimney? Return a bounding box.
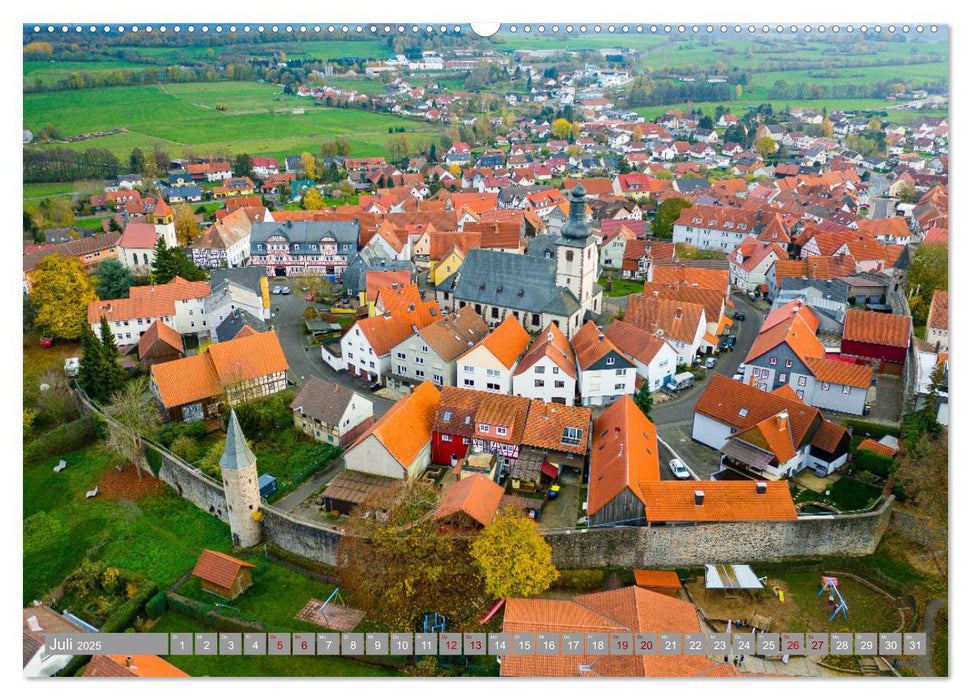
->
[383,311,392,319]
[675,306,683,320]
[125,656,133,668]
[756,481,768,495]
[694,490,705,506]
[776,410,789,431]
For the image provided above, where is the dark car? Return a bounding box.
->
[369,382,382,393]
[735,311,746,321]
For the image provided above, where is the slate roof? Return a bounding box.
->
[289,376,362,426]
[220,410,256,471]
[454,248,581,317]
[250,220,359,251]
[215,310,269,343]
[211,266,267,297]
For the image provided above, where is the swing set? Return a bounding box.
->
[817,576,849,620]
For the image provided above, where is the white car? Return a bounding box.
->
[704,357,717,369]
[64,357,80,378]
[669,459,691,480]
[271,285,283,295]
[732,372,744,382]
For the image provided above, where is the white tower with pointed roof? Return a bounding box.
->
[555,184,602,320]
[221,409,263,548]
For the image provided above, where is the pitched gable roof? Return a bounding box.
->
[416,306,491,361]
[137,319,183,360]
[604,320,676,366]
[354,301,441,356]
[192,549,255,589]
[289,376,362,425]
[513,322,576,378]
[349,380,440,467]
[572,321,634,370]
[843,308,911,348]
[464,315,530,369]
[588,396,659,517]
[637,481,797,522]
[521,400,591,454]
[433,474,503,527]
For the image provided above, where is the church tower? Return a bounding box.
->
[555,184,600,314]
[220,409,263,548]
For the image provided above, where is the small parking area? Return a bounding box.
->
[869,375,903,423]
[656,420,723,481]
[538,469,582,529]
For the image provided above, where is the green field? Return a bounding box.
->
[24,81,439,160]
[23,441,232,603]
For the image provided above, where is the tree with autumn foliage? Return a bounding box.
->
[30,253,98,340]
[895,429,948,576]
[336,481,487,631]
[552,118,573,141]
[470,509,558,600]
[103,378,163,480]
[301,151,318,180]
[301,187,325,210]
[174,204,200,245]
[755,135,778,158]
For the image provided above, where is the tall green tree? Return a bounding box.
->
[152,236,205,283]
[233,153,255,181]
[652,197,692,239]
[634,382,654,420]
[95,258,135,300]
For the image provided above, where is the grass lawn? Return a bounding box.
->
[174,559,337,633]
[150,613,401,677]
[24,442,232,604]
[791,477,883,512]
[599,275,644,297]
[24,82,439,160]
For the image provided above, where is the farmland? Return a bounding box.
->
[23,81,439,161]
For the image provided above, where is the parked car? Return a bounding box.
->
[732,372,744,382]
[368,382,382,393]
[271,285,283,295]
[704,357,717,369]
[735,310,746,321]
[281,286,291,295]
[39,331,54,348]
[669,459,691,480]
[305,294,314,302]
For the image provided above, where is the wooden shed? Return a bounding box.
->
[191,550,255,600]
[137,320,184,367]
[633,570,683,598]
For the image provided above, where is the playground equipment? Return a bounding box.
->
[318,587,346,627]
[479,599,505,625]
[817,576,849,621]
[423,612,446,634]
[773,586,786,603]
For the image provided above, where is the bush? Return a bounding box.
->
[145,590,167,619]
[842,419,899,441]
[169,435,201,463]
[23,418,97,465]
[852,449,895,477]
[157,421,208,447]
[99,582,159,633]
[552,569,605,591]
[234,390,297,440]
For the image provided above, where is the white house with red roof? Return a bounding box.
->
[88,276,211,345]
[728,237,788,292]
[511,323,578,405]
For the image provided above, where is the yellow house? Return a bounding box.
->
[430,246,466,286]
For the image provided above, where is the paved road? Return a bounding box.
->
[269,282,394,418]
[652,292,764,425]
[901,597,946,677]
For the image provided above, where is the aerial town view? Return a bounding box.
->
[20,21,949,681]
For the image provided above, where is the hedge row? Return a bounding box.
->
[852,449,896,477]
[842,419,900,441]
[23,418,97,465]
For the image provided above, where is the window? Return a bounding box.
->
[778,373,787,383]
[478,424,490,434]
[464,379,475,387]
[491,307,499,319]
[421,345,429,353]
[441,434,452,442]
[554,380,565,388]
[842,385,851,394]
[616,368,627,376]
[769,357,778,366]
[487,382,500,391]
[415,356,424,365]
[534,379,545,387]
[397,365,407,374]
[463,365,474,373]
[486,369,500,377]
[798,376,807,387]
[821,382,831,391]
[433,374,444,384]
[785,359,793,368]
[396,352,406,360]
[552,366,559,374]
[606,357,615,366]
[415,370,425,378]
[496,426,507,436]
[562,427,583,446]
[535,366,545,374]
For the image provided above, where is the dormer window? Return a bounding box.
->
[606,357,615,365]
[478,423,490,434]
[496,426,507,436]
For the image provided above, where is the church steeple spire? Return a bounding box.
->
[561,183,590,242]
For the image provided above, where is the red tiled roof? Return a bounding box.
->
[348,380,441,468]
[192,550,255,589]
[637,481,798,522]
[588,396,659,517]
[843,309,911,348]
[433,474,503,527]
